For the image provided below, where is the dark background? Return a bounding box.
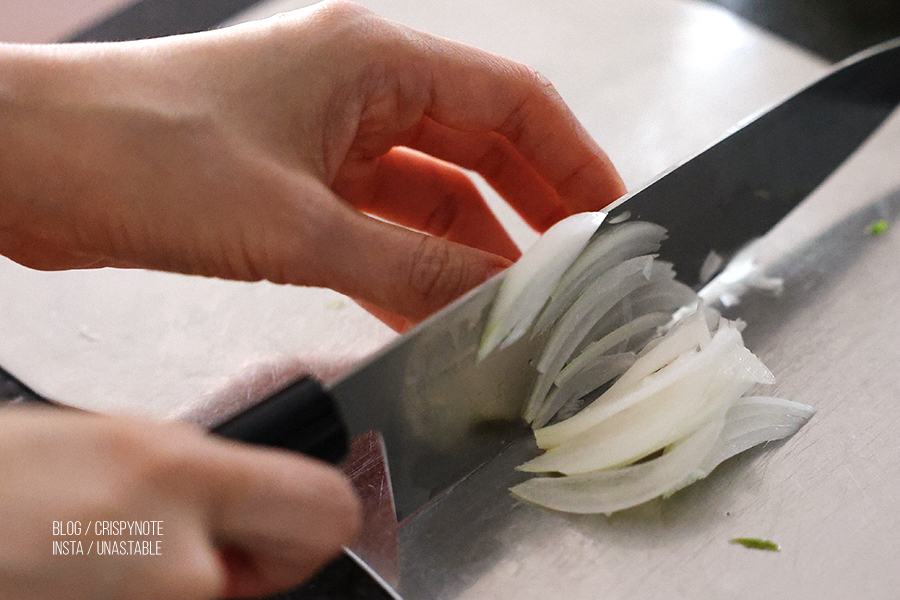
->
[67,0,900,62]
[707,0,900,61]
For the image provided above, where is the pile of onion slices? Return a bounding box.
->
[479,212,814,515]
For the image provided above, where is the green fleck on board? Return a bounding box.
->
[868,220,889,236]
[729,538,780,552]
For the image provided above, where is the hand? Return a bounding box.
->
[0,0,625,330]
[0,407,361,599]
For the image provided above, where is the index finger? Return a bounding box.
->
[407,36,626,213]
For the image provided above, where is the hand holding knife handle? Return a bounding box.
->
[211,376,349,465]
[213,377,402,600]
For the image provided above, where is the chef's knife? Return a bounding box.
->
[214,37,900,521]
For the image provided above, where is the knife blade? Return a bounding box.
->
[603,38,900,286]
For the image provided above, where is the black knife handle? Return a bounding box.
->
[258,552,401,600]
[212,376,349,465]
[213,379,404,600]
[0,366,55,407]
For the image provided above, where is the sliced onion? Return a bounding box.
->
[613,307,711,389]
[520,354,738,473]
[576,277,696,355]
[668,396,815,494]
[531,222,667,335]
[475,216,813,514]
[478,211,605,361]
[555,312,671,387]
[566,267,684,359]
[523,256,654,422]
[532,308,708,428]
[531,352,637,428]
[534,322,756,451]
[511,418,724,515]
[513,396,815,514]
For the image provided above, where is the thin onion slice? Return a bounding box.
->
[533,308,708,428]
[513,396,814,514]
[478,211,605,361]
[668,396,815,495]
[527,326,772,470]
[531,352,637,429]
[555,312,671,388]
[536,255,655,373]
[612,307,712,390]
[532,222,667,335]
[511,418,724,515]
[524,256,654,422]
[520,355,738,474]
[572,276,696,358]
[534,322,766,451]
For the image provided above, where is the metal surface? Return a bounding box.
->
[601,38,900,285]
[329,277,534,518]
[327,39,900,521]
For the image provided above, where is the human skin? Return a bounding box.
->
[0,1,625,597]
[0,407,361,599]
[0,0,624,329]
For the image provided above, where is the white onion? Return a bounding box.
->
[612,307,711,389]
[533,322,770,453]
[668,396,815,495]
[521,331,762,474]
[523,255,654,422]
[476,213,813,514]
[478,211,605,361]
[512,396,814,514]
[531,352,637,429]
[554,312,671,388]
[511,418,724,515]
[531,222,667,335]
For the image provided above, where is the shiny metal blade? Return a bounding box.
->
[330,38,900,519]
[602,38,900,286]
[330,275,534,518]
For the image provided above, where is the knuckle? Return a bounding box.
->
[471,137,511,182]
[318,0,371,18]
[267,0,379,46]
[508,62,558,100]
[405,236,467,318]
[422,195,460,238]
[522,64,555,93]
